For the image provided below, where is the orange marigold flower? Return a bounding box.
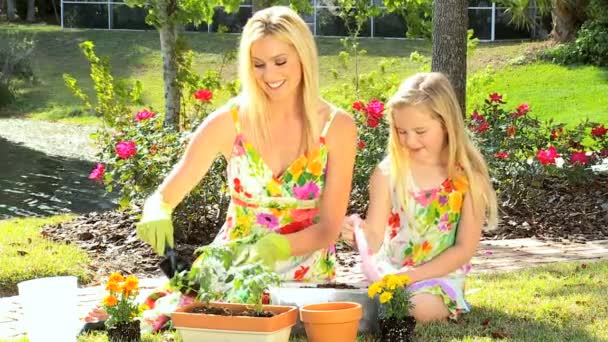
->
[123,275,139,292]
[452,176,469,192]
[103,294,118,307]
[108,272,124,283]
[105,280,120,292]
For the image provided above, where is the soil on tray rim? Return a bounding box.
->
[190,305,275,318]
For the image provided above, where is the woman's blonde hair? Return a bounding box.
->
[386,72,498,229]
[237,6,320,151]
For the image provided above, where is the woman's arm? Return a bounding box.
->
[400,192,483,283]
[157,107,235,207]
[360,164,392,252]
[284,111,357,256]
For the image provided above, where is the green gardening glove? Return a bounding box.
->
[135,192,174,256]
[241,233,292,268]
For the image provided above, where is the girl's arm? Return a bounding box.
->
[157,107,235,207]
[360,164,392,252]
[400,193,483,283]
[284,112,357,256]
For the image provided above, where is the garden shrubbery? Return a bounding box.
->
[541,0,608,66]
[66,27,607,244]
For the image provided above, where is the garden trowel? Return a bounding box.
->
[159,246,192,279]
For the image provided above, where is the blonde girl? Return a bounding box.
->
[343,72,497,322]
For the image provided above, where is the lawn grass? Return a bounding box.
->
[4,24,603,127]
[0,215,92,297]
[468,63,608,125]
[3,260,603,342]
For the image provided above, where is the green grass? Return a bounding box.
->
[5,24,603,127]
[3,261,604,342]
[0,215,92,297]
[469,63,608,125]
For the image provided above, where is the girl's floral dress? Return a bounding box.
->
[367,159,471,320]
[139,105,338,332]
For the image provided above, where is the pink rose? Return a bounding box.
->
[135,109,155,122]
[115,141,137,159]
[88,163,105,182]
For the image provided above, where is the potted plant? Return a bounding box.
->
[102,272,141,342]
[367,274,415,342]
[170,236,298,342]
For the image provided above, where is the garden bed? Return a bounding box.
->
[40,175,608,283]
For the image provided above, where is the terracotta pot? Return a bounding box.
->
[106,321,140,342]
[299,302,362,342]
[172,301,298,342]
[378,316,416,342]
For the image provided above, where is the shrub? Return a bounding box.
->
[0,33,35,108]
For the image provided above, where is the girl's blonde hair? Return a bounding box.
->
[238,6,320,151]
[386,72,498,229]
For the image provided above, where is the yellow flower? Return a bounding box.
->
[266,179,282,197]
[453,176,469,192]
[103,294,118,307]
[386,276,401,290]
[306,148,320,162]
[236,214,253,228]
[449,192,463,212]
[307,160,323,177]
[230,224,251,239]
[367,283,382,298]
[398,274,411,286]
[105,280,120,292]
[379,291,393,304]
[289,157,307,180]
[108,272,124,283]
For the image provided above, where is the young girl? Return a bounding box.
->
[342,72,497,323]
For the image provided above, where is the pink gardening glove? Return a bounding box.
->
[354,225,383,282]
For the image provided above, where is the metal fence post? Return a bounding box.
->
[491,2,496,41]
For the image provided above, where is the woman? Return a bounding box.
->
[85,5,357,332]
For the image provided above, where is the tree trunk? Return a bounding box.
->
[431,0,468,115]
[26,0,35,22]
[551,0,589,42]
[159,23,181,127]
[7,0,16,21]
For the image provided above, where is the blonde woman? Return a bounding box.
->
[84,6,357,332]
[342,72,497,323]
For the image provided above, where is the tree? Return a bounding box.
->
[26,0,35,22]
[7,0,16,21]
[431,0,468,113]
[125,0,311,127]
[124,0,242,126]
[498,0,590,42]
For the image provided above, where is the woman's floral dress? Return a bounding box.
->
[368,159,472,320]
[139,105,338,332]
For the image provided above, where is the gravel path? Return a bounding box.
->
[0,118,99,161]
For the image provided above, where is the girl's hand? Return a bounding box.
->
[83,306,108,323]
[340,214,362,248]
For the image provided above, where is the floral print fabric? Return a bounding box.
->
[212,106,337,282]
[372,159,472,319]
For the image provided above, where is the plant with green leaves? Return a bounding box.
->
[170,233,281,313]
[0,31,35,108]
[468,93,608,201]
[63,41,143,127]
